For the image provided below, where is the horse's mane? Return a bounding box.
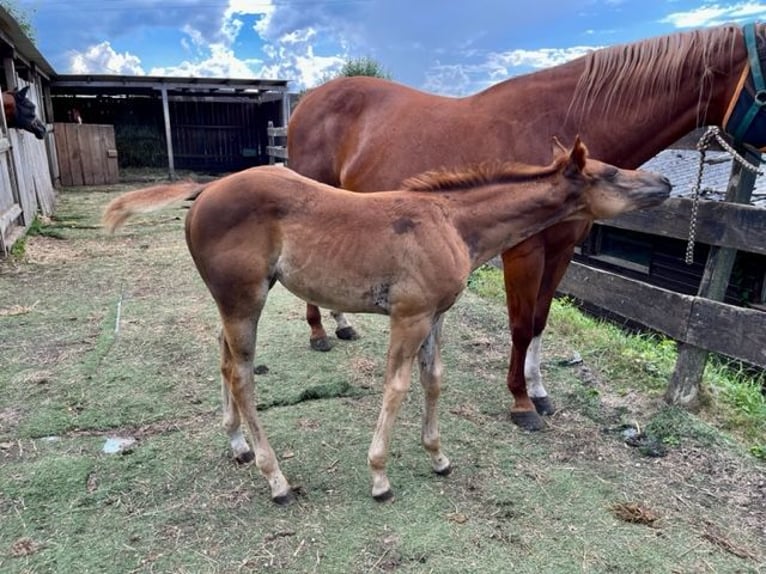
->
[571,24,741,125]
[401,158,563,192]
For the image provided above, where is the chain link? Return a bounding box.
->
[685,127,764,265]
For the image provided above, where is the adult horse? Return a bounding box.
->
[103,139,670,502]
[1,86,47,139]
[287,22,766,431]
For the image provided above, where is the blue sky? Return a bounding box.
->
[14,0,766,95]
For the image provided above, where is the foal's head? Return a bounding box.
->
[3,86,46,139]
[554,137,672,219]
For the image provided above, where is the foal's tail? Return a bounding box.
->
[102,181,206,232]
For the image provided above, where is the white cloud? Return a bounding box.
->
[661,2,766,28]
[149,43,260,78]
[485,46,597,77]
[68,42,146,75]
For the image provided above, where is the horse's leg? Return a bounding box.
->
[330,310,360,341]
[307,303,332,352]
[418,315,451,475]
[368,313,433,501]
[219,330,252,463]
[501,240,546,431]
[525,242,580,416]
[219,305,292,504]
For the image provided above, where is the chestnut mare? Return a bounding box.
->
[1,86,46,139]
[103,139,670,502]
[288,22,766,431]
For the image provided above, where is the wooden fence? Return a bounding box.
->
[54,123,119,187]
[266,121,287,165]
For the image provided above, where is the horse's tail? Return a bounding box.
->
[102,181,206,232]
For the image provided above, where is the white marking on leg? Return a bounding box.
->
[330,310,352,331]
[229,429,250,458]
[525,335,547,398]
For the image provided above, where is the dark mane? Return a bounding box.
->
[401,159,562,192]
[571,24,740,125]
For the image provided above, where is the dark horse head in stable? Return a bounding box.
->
[2,86,46,139]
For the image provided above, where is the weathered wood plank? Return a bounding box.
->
[266,146,288,159]
[559,261,766,367]
[0,203,21,234]
[603,197,766,255]
[686,298,766,367]
[267,126,288,137]
[558,261,693,341]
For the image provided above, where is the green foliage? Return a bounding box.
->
[114,124,167,168]
[338,56,391,80]
[0,0,36,40]
[466,263,506,301]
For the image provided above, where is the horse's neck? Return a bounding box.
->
[446,181,575,267]
[475,28,746,168]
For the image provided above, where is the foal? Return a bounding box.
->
[104,138,670,503]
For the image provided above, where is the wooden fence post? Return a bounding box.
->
[665,147,762,408]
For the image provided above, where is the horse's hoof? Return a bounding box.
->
[235,450,255,464]
[309,337,333,352]
[434,463,453,477]
[510,410,546,431]
[532,396,556,416]
[335,326,360,341]
[373,489,395,503]
[272,490,295,506]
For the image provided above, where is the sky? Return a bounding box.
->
[12,0,766,96]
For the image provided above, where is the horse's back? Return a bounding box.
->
[288,77,481,190]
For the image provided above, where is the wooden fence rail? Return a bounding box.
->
[265,129,766,374]
[266,121,287,165]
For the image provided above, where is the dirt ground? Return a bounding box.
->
[0,185,764,573]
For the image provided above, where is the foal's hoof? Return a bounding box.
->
[309,336,333,352]
[335,326,360,341]
[272,490,295,506]
[235,450,255,464]
[510,410,546,432]
[373,489,395,503]
[434,463,453,477]
[532,396,556,416]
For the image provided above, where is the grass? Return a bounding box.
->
[1,191,765,573]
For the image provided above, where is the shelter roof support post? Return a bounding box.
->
[3,56,15,89]
[665,147,762,409]
[160,85,175,180]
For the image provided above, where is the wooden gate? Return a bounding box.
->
[54,123,119,186]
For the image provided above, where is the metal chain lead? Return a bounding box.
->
[685,127,764,265]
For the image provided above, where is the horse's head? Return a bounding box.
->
[4,86,47,139]
[553,136,671,220]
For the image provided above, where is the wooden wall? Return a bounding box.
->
[0,80,55,253]
[54,123,119,186]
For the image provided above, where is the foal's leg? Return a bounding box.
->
[368,313,433,501]
[220,331,252,463]
[418,316,451,475]
[220,309,292,504]
[501,241,546,431]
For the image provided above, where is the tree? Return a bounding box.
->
[337,57,391,80]
[0,0,36,41]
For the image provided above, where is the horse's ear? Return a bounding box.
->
[564,136,589,177]
[16,86,29,99]
[551,136,568,160]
